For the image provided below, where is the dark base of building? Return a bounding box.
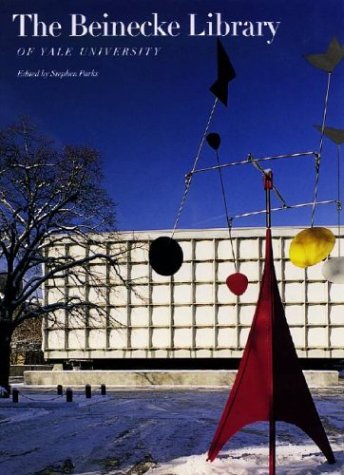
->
[55,358,344,371]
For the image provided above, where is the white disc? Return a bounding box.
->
[322,257,344,283]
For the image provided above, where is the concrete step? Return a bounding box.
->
[23,369,339,388]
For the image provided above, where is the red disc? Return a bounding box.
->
[226,273,248,296]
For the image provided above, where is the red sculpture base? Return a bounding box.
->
[208,229,335,473]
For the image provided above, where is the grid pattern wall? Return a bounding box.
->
[43,229,344,360]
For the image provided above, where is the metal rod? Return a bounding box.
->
[311,72,332,226]
[266,188,271,229]
[229,199,336,221]
[215,150,238,270]
[251,158,288,209]
[337,145,342,257]
[269,417,276,475]
[171,98,218,237]
[188,151,316,176]
[264,171,273,229]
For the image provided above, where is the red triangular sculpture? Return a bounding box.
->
[208,228,335,465]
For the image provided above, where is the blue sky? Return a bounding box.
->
[0,0,343,232]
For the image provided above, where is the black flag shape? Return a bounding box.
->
[305,37,344,73]
[210,39,236,106]
[206,132,221,150]
[314,125,344,145]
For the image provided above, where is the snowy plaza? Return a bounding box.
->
[0,385,343,475]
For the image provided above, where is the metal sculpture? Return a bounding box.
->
[148,37,342,472]
[207,172,336,473]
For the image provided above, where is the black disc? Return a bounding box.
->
[206,133,221,150]
[149,237,183,276]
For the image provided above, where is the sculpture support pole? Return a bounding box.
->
[264,169,275,475]
[269,418,276,475]
[264,170,273,229]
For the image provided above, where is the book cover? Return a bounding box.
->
[0,2,343,474]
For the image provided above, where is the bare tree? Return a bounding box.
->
[0,119,123,395]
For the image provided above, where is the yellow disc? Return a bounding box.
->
[289,227,335,268]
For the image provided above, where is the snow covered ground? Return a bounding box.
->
[0,385,343,475]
